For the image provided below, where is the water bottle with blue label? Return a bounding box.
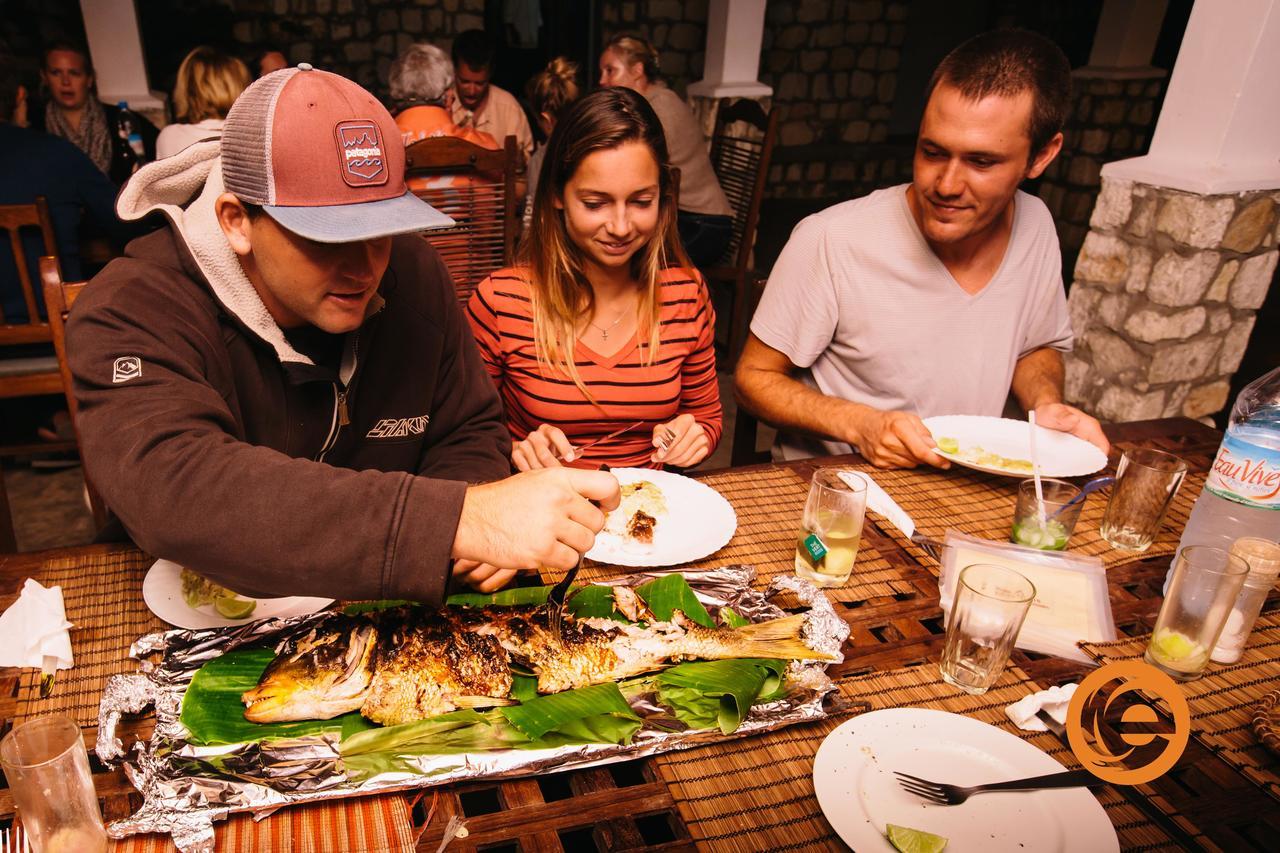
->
[1169,366,1280,586]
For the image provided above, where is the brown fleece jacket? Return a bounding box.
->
[66,141,511,605]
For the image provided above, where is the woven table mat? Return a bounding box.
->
[652,662,1198,852]
[109,793,419,853]
[865,465,1206,572]
[1080,609,1280,802]
[15,550,166,729]
[583,466,918,601]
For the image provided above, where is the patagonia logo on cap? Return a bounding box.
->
[335,120,387,186]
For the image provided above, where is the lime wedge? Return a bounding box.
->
[936,437,959,454]
[214,596,258,619]
[1150,628,1206,665]
[886,824,948,853]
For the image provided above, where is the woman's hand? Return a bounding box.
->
[512,424,575,471]
[451,559,519,593]
[651,414,710,467]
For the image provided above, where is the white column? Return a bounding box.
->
[687,0,772,98]
[1102,0,1280,193]
[79,0,166,114]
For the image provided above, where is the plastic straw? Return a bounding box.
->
[1028,411,1046,524]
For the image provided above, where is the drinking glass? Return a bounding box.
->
[1010,478,1083,550]
[1146,545,1249,680]
[940,564,1036,694]
[0,715,107,853]
[1100,448,1188,551]
[794,467,868,587]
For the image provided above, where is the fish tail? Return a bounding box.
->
[730,614,834,660]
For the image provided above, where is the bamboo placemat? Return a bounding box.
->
[109,793,419,853]
[1080,609,1280,802]
[865,466,1206,572]
[14,550,166,728]
[583,466,918,601]
[652,663,1199,852]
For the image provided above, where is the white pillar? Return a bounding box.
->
[1102,0,1280,193]
[687,0,772,99]
[1088,0,1169,68]
[80,0,166,115]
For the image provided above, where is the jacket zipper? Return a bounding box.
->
[316,335,359,463]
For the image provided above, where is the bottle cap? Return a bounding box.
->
[1231,537,1280,583]
[297,62,313,71]
[117,101,128,109]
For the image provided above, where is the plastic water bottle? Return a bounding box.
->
[113,101,148,175]
[1169,366,1280,586]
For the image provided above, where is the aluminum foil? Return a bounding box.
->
[98,566,849,852]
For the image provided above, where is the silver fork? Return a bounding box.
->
[1,824,29,853]
[910,532,945,561]
[894,768,1096,805]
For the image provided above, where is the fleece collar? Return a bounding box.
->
[114,140,381,382]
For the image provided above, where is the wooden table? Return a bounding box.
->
[2,417,1276,851]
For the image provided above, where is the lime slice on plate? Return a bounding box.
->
[936,437,959,455]
[214,596,258,619]
[886,824,948,853]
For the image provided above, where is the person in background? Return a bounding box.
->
[598,33,733,270]
[735,30,1108,468]
[156,46,251,159]
[39,42,158,186]
[522,56,580,229]
[67,66,619,601]
[0,54,122,323]
[467,87,722,473]
[390,42,499,192]
[449,29,533,166]
[255,48,288,78]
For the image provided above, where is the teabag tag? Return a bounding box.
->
[837,471,915,538]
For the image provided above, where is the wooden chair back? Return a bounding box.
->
[729,273,774,467]
[40,256,108,530]
[0,197,63,398]
[404,134,519,306]
[704,99,778,366]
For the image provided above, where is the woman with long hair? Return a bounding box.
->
[467,87,722,471]
[598,33,734,270]
[156,46,251,159]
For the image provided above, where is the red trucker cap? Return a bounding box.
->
[220,64,453,242]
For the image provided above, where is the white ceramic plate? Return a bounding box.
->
[923,415,1107,478]
[814,708,1117,853]
[587,468,737,567]
[142,559,333,630]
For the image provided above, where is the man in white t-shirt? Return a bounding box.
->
[736,29,1108,467]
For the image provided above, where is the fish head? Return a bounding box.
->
[242,619,378,722]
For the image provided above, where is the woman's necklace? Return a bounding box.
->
[589,309,628,341]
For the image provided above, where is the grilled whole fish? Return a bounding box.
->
[242,602,831,724]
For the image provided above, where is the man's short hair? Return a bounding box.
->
[927,29,1071,156]
[0,54,20,121]
[389,43,454,107]
[451,29,494,71]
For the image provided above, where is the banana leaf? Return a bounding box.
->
[635,575,714,627]
[180,647,374,745]
[657,659,787,735]
[500,683,642,744]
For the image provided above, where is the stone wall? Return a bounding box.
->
[1038,70,1167,283]
[1065,178,1279,421]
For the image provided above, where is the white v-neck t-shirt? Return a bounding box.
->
[750,184,1072,460]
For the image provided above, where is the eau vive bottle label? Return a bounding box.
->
[1205,431,1280,509]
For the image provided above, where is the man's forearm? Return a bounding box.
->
[1011,348,1065,412]
[734,362,873,448]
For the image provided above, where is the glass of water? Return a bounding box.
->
[1100,448,1188,551]
[794,467,868,587]
[0,715,107,853]
[1146,545,1249,680]
[940,563,1036,694]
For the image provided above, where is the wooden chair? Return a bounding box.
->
[704,98,778,367]
[1,199,71,550]
[729,273,774,467]
[40,256,108,531]
[404,134,520,306]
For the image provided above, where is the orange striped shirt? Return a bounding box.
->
[467,266,723,469]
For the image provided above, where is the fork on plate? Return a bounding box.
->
[1,824,29,853]
[894,768,1096,805]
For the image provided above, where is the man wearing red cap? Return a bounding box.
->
[66,66,619,604]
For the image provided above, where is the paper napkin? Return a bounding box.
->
[838,471,916,538]
[0,578,75,669]
[1005,683,1078,731]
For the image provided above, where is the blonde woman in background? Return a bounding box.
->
[598,33,733,269]
[522,57,580,229]
[156,47,251,159]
